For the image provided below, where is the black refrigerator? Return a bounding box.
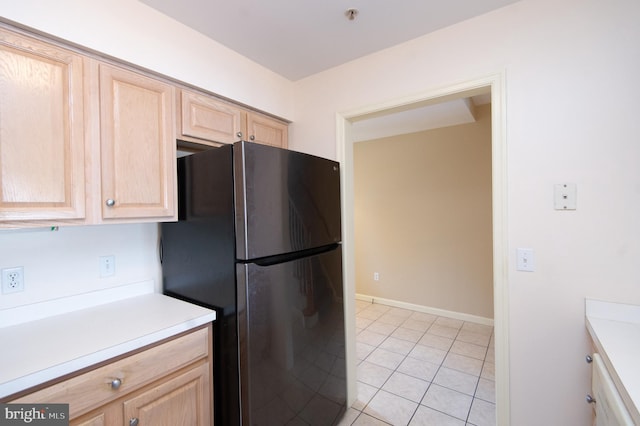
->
[161,141,346,426]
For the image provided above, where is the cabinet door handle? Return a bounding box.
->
[110,378,122,389]
[586,394,596,404]
[236,131,243,139]
[249,135,255,141]
[129,418,139,426]
[586,355,593,363]
[105,199,116,207]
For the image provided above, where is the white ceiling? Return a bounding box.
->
[140,0,504,140]
[140,0,520,82]
[351,96,489,142]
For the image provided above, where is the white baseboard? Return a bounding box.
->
[355,293,494,327]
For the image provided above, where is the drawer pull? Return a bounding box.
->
[130,418,139,426]
[586,394,596,404]
[110,378,122,390]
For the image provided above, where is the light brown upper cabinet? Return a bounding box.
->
[0,28,86,223]
[1,23,289,227]
[179,90,243,145]
[246,110,289,148]
[95,63,176,222]
[179,89,288,148]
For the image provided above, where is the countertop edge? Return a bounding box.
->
[0,293,215,399]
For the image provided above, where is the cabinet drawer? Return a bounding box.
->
[11,327,209,419]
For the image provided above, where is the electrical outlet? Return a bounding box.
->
[2,266,24,294]
[99,255,115,278]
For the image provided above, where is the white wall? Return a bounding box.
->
[291,0,640,424]
[0,224,159,309]
[0,0,294,119]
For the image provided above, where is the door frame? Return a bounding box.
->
[336,73,509,424]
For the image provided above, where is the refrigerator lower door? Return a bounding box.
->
[236,246,346,426]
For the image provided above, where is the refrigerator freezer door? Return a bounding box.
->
[234,142,342,260]
[236,246,346,426]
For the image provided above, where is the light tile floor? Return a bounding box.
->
[339,300,496,426]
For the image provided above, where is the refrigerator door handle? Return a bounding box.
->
[158,237,163,264]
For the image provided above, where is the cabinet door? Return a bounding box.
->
[246,112,288,148]
[180,90,244,145]
[0,28,85,222]
[98,63,176,221]
[72,413,105,426]
[70,403,121,426]
[123,363,211,426]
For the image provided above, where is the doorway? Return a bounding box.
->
[336,74,508,424]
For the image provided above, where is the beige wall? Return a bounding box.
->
[354,104,493,319]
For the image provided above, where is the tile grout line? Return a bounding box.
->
[359,310,450,425]
[354,302,496,425]
[356,309,419,424]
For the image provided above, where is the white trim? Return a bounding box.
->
[337,72,509,425]
[337,111,358,407]
[355,293,494,326]
[491,72,510,426]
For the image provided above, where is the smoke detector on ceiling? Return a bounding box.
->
[345,8,359,21]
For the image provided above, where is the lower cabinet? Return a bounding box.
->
[9,325,213,426]
[73,409,111,426]
[588,352,634,426]
[122,363,209,426]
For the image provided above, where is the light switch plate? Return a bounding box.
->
[516,248,535,272]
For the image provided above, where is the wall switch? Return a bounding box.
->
[554,183,577,210]
[516,248,535,272]
[99,255,115,277]
[2,266,24,294]
[373,272,380,281]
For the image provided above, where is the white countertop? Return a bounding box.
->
[0,283,215,399]
[586,299,640,424]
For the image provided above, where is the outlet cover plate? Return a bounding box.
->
[99,255,115,278]
[554,183,577,210]
[2,266,24,294]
